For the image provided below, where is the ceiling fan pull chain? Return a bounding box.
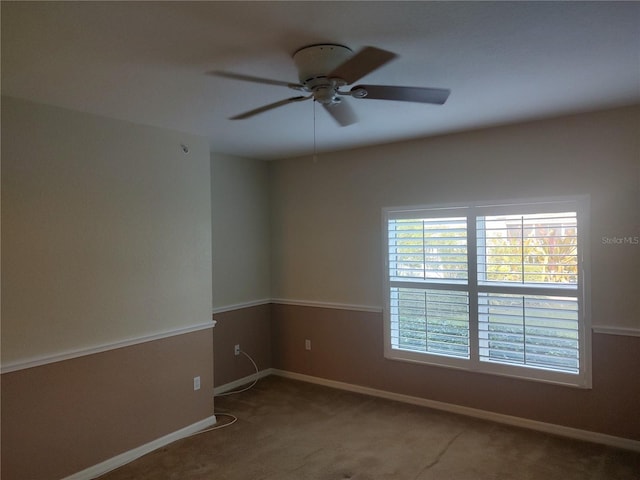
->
[313,100,318,163]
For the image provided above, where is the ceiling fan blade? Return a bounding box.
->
[209,71,305,91]
[328,46,397,85]
[352,85,451,105]
[322,100,357,127]
[230,96,311,120]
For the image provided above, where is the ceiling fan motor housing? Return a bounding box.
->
[292,44,353,89]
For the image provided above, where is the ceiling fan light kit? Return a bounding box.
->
[213,43,451,126]
[292,44,353,89]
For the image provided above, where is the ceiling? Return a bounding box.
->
[2,1,639,160]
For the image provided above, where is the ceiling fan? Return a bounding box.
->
[211,44,451,126]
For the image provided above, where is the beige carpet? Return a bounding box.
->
[98,376,640,479]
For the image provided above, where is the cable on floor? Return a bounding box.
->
[199,349,260,433]
[95,351,258,475]
[189,412,238,435]
[215,350,260,397]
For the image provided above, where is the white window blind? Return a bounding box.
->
[390,287,470,358]
[476,212,578,286]
[388,217,468,282]
[477,293,579,372]
[383,197,590,387]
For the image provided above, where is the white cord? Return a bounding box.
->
[215,350,260,397]
[194,350,259,434]
[101,354,258,473]
[313,100,318,163]
[189,412,238,434]
[187,350,260,437]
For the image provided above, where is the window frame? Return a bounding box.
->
[382,196,591,388]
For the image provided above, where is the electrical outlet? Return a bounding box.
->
[305,339,311,351]
[234,344,240,356]
[193,376,201,391]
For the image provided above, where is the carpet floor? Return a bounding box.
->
[98,375,640,479]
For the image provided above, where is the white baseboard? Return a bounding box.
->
[62,415,217,480]
[271,369,640,453]
[214,368,274,396]
[62,367,640,479]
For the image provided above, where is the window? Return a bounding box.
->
[383,197,591,387]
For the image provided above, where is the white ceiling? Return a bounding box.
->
[2,1,639,160]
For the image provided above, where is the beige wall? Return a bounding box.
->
[2,98,638,477]
[271,304,640,441]
[211,153,271,309]
[213,304,272,386]
[2,96,213,365]
[1,97,215,479]
[1,329,214,480]
[270,106,640,330]
[211,153,271,386]
[266,105,640,443]
[210,154,273,388]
